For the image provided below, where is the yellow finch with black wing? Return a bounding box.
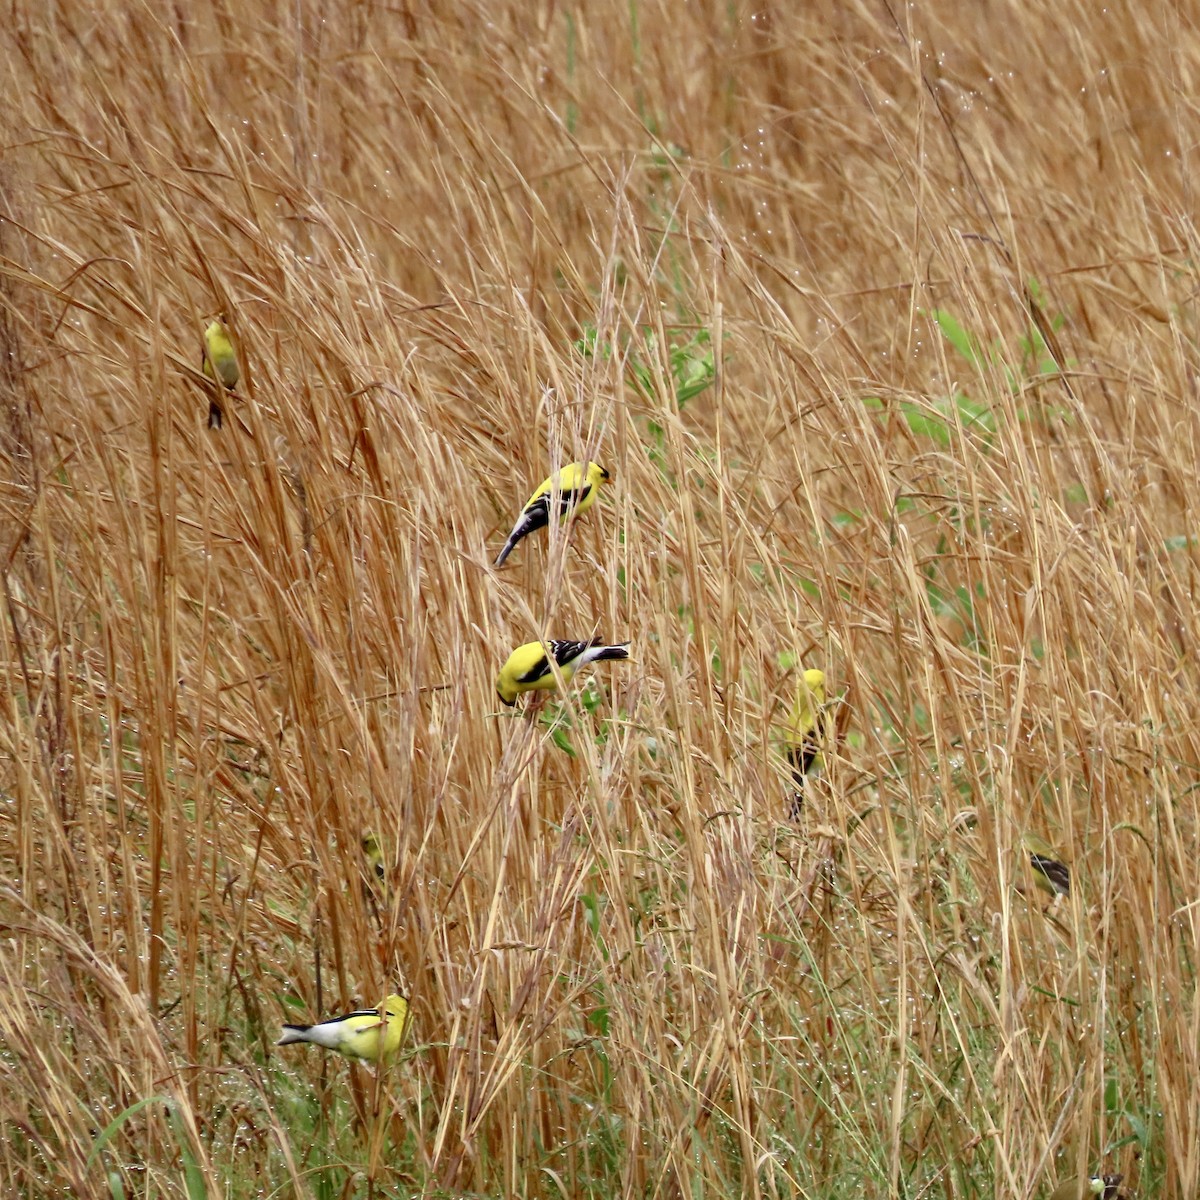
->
[494,462,610,566]
[1023,832,1071,898]
[1048,1175,1123,1200]
[201,317,239,429]
[782,669,827,819]
[362,833,386,882]
[277,994,409,1063]
[496,639,630,706]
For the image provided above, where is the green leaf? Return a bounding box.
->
[164,1102,208,1200]
[954,390,997,434]
[1122,1109,1149,1147]
[580,891,602,935]
[932,308,984,366]
[587,1003,611,1037]
[900,401,950,447]
[574,324,598,359]
[87,1096,167,1174]
[630,360,655,397]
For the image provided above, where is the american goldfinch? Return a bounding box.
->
[276,994,409,1062]
[1023,832,1071,898]
[1048,1174,1123,1200]
[362,833,386,882]
[201,317,239,429]
[781,668,827,819]
[496,639,630,706]
[494,461,610,566]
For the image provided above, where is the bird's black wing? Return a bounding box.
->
[518,494,553,533]
[547,639,595,669]
[202,346,226,428]
[786,737,820,780]
[785,713,828,821]
[515,639,604,685]
[550,483,591,517]
[515,647,555,686]
[495,497,553,565]
[1030,854,1071,896]
[319,1006,383,1027]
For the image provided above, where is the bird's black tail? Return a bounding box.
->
[208,399,224,429]
[590,643,631,662]
[276,1024,312,1045]
[494,535,519,566]
[785,740,819,821]
[494,498,552,566]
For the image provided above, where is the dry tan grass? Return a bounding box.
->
[1,0,1198,1196]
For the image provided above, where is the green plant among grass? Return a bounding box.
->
[862,290,1071,448]
[542,679,620,757]
[575,322,718,407]
[87,1097,207,1200]
[931,296,1069,401]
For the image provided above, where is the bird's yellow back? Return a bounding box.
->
[203,320,239,389]
[1022,831,1070,897]
[376,993,409,1058]
[344,993,409,1061]
[784,669,826,744]
[496,641,557,704]
[529,461,609,514]
[362,833,386,882]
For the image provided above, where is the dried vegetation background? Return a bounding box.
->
[1,0,1199,1197]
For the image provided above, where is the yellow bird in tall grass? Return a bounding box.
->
[496,639,630,706]
[1023,832,1071,898]
[362,833,386,882]
[494,462,610,566]
[781,668,828,819]
[1048,1174,1123,1200]
[201,317,239,429]
[277,994,409,1063]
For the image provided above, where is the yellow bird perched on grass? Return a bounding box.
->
[496,639,630,706]
[494,461,610,566]
[1048,1174,1123,1200]
[276,994,409,1063]
[362,833,386,882]
[201,316,239,429]
[781,668,828,819]
[1023,832,1071,898]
